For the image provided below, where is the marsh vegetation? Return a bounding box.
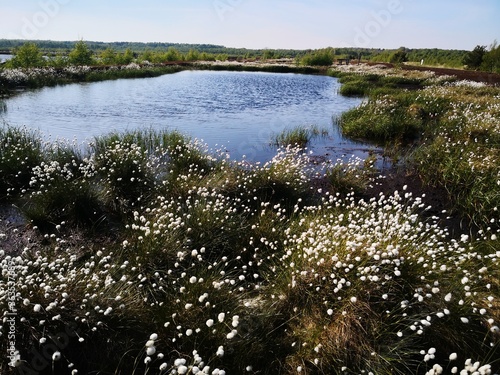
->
[0,62,499,375]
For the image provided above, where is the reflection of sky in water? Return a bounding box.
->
[0,54,13,63]
[1,70,379,163]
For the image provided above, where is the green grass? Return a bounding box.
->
[330,71,427,97]
[334,68,500,229]
[0,125,45,200]
[1,74,500,375]
[272,125,328,148]
[335,95,424,144]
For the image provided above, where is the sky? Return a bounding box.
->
[0,0,499,51]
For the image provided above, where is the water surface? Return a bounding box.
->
[1,70,374,162]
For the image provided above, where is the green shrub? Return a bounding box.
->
[298,48,335,66]
[5,42,45,68]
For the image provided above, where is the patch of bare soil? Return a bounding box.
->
[0,204,40,256]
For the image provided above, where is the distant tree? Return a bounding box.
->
[100,47,117,65]
[215,53,228,61]
[7,42,45,68]
[139,49,155,63]
[48,52,68,67]
[68,40,94,66]
[119,48,134,64]
[298,48,334,66]
[389,48,408,65]
[481,40,500,73]
[262,49,275,60]
[184,49,200,61]
[463,45,486,70]
[164,47,182,62]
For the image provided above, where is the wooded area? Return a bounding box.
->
[0,39,498,73]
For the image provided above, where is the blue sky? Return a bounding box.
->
[0,0,498,50]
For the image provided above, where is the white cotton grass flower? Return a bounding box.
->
[218,312,225,322]
[206,319,214,327]
[426,364,443,375]
[174,359,186,367]
[52,351,61,361]
[232,315,240,327]
[146,346,156,356]
[449,352,457,361]
[216,346,224,357]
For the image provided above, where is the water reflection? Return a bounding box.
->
[0,70,378,163]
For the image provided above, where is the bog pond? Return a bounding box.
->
[0,70,377,162]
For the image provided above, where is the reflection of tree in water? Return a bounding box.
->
[0,101,6,114]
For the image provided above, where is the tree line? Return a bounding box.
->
[462,41,500,73]
[1,39,499,71]
[1,40,234,68]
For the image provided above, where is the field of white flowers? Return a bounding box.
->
[1,65,499,374]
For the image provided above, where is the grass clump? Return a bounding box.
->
[332,71,426,97]
[326,153,377,195]
[272,125,328,148]
[269,191,500,374]
[335,94,425,144]
[0,125,45,200]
